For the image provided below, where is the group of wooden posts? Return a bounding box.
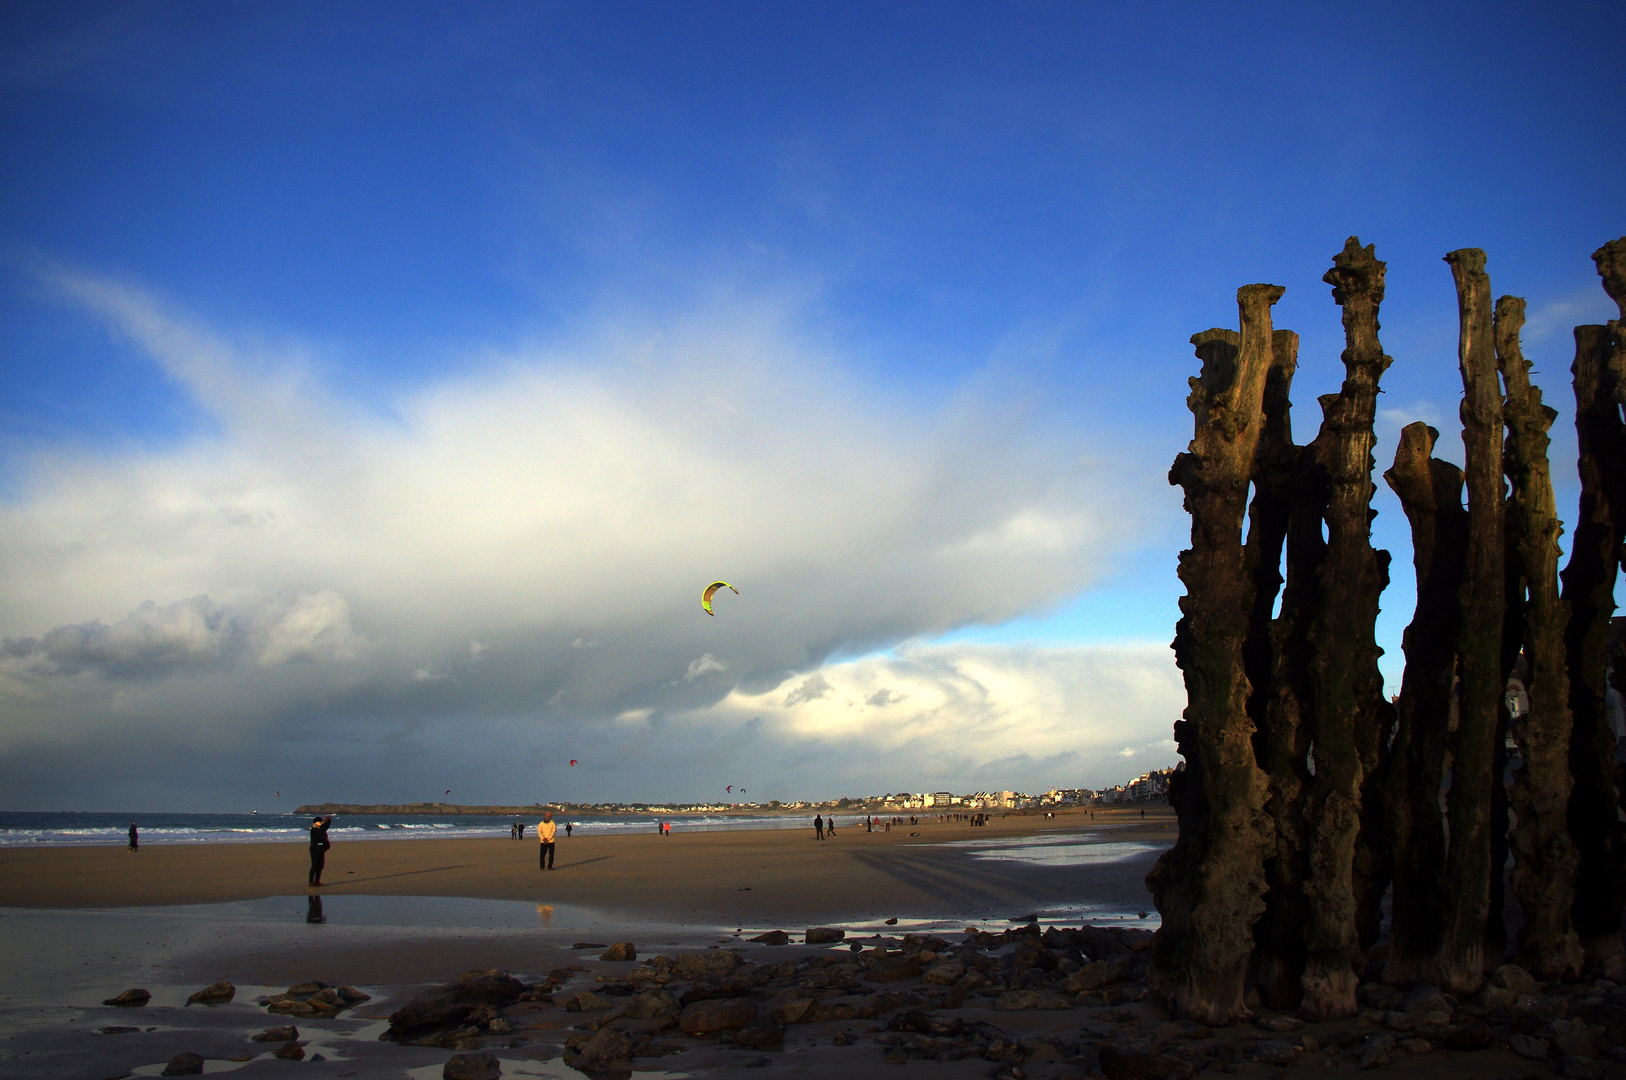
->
[1151,236,1626,1025]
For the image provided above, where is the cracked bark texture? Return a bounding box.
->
[1437,248,1505,996]
[1294,238,1394,1019]
[1382,423,1466,986]
[1149,284,1284,1025]
[1496,295,1584,981]
[1561,236,1626,977]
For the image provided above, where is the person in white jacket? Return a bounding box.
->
[537,811,557,870]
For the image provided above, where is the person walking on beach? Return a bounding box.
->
[128,823,138,851]
[538,811,556,870]
[827,816,836,837]
[308,815,333,887]
[814,814,824,840]
[565,821,573,837]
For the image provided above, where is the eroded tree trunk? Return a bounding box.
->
[1437,248,1505,995]
[1497,295,1584,980]
[1562,237,1626,978]
[1245,330,1312,1011]
[1293,238,1394,1019]
[1149,285,1285,1025]
[1382,423,1467,986]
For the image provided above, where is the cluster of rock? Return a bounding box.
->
[380,922,1161,1075]
[257,979,370,1018]
[1158,236,1626,1023]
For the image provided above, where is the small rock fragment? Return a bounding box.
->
[103,988,151,1007]
[272,1041,304,1060]
[1508,1032,1549,1060]
[443,1052,501,1080]
[187,981,235,1005]
[750,930,790,945]
[600,942,637,962]
[564,991,614,1012]
[161,1052,206,1076]
[251,1025,299,1042]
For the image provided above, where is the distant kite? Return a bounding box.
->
[445,790,452,795]
[570,759,578,767]
[702,581,738,616]
[726,785,733,793]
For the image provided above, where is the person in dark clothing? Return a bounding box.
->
[308,815,333,886]
[813,814,824,840]
[128,823,138,851]
[565,821,573,837]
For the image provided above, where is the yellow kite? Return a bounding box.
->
[702,581,738,616]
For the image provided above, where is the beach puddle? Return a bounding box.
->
[940,834,1165,867]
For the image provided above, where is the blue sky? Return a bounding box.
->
[0,1,1620,810]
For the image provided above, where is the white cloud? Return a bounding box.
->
[683,653,727,682]
[0,271,1158,805]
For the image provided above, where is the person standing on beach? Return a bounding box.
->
[308,815,332,886]
[814,814,824,840]
[538,811,556,870]
[565,821,573,837]
[127,823,138,851]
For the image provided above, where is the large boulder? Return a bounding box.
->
[735,1021,785,1049]
[806,927,845,944]
[994,989,1073,1011]
[563,991,614,1012]
[1065,955,1135,993]
[679,998,758,1034]
[668,951,742,978]
[386,972,527,1040]
[623,989,679,1018]
[161,1052,205,1076]
[751,930,790,946]
[600,942,637,962]
[571,1027,634,1072]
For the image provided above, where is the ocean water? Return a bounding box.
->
[0,809,824,848]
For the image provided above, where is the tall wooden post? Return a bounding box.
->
[1437,249,1505,995]
[1149,285,1284,1024]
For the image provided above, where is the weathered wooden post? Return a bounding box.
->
[1295,238,1394,1018]
[1436,248,1505,995]
[1497,295,1584,981]
[1562,237,1626,978]
[1382,423,1467,986]
[1149,285,1284,1024]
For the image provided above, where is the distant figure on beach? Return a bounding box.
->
[1140,809,1145,819]
[510,822,517,839]
[827,817,836,837]
[814,814,824,840]
[565,821,573,837]
[538,811,556,870]
[128,823,138,851]
[308,815,333,887]
[517,821,524,839]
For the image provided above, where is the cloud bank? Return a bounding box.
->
[0,272,1179,808]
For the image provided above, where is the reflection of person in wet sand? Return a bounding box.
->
[306,894,325,923]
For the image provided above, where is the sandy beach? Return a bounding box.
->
[0,807,1172,920]
[3,806,1617,1080]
